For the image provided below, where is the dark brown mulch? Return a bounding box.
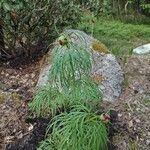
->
[0,56,43,149]
[0,55,149,150]
[5,110,121,150]
[5,118,50,150]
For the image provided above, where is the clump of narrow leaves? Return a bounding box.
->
[29,77,102,117]
[29,84,68,117]
[68,76,102,108]
[29,33,108,149]
[38,105,108,150]
[30,34,102,116]
[49,36,92,87]
[0,0,81,59]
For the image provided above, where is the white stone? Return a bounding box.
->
[133,43,150,55]
[146,140,150,145]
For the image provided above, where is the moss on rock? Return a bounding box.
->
[92,40,110,54]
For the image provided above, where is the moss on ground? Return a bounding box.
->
[0,93,5,104]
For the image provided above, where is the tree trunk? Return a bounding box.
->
[0,18,5,58]
[136,0,141,13]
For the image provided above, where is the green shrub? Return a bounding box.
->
[0,0,81,59]
[29,35,102,116]
[30,31,107,150]
[38,105,108,150]
[68,76,102,107]
[29,77,102,117]
[29,84,68,117]
[79,0,102,15]
[49,35,92,87]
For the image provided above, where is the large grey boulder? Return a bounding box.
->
[37,29,124,102]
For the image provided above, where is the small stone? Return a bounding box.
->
[6,74,9,77]
[133,43,150,55]
[140,138,144,141]
[13,128,17,133]
[135,119,140,123]
[118,113,122,117]
[16,75,20,78]
[25,74,29,78]
[31,81,35,86]
[129,120,133,128]
[146,140,150,145]
[22,78,27,84]
[10,76,16,79]
[1,71,5,75]
[28,123,34,131]
[136,108,140,111]
[2,105,6,109]
[5,136,14,142]
[31,73,35,78]
[139,70,143,74]
[6,69,14,75]
[17,133,23,139]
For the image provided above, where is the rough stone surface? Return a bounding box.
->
[92,52,123,101]
[133,43,150,55]
[37,62,51,87]
[37,29,124,101]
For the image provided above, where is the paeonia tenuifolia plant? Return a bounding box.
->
[30,33,109,150]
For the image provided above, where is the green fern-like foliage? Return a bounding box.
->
[30,34,108,149]
[68,76,102,107]
[38,105,108,150]
[30,35,102,116]
[49,38,92,87]
[29,84,68,117]
[29,77,102,117]
[29,34,102,116]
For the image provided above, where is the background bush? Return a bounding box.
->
[0,0,149,60]
[0,0,81,59]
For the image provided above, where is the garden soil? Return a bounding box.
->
[0,55,149,150]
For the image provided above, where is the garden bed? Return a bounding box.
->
[0,55,149,150]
